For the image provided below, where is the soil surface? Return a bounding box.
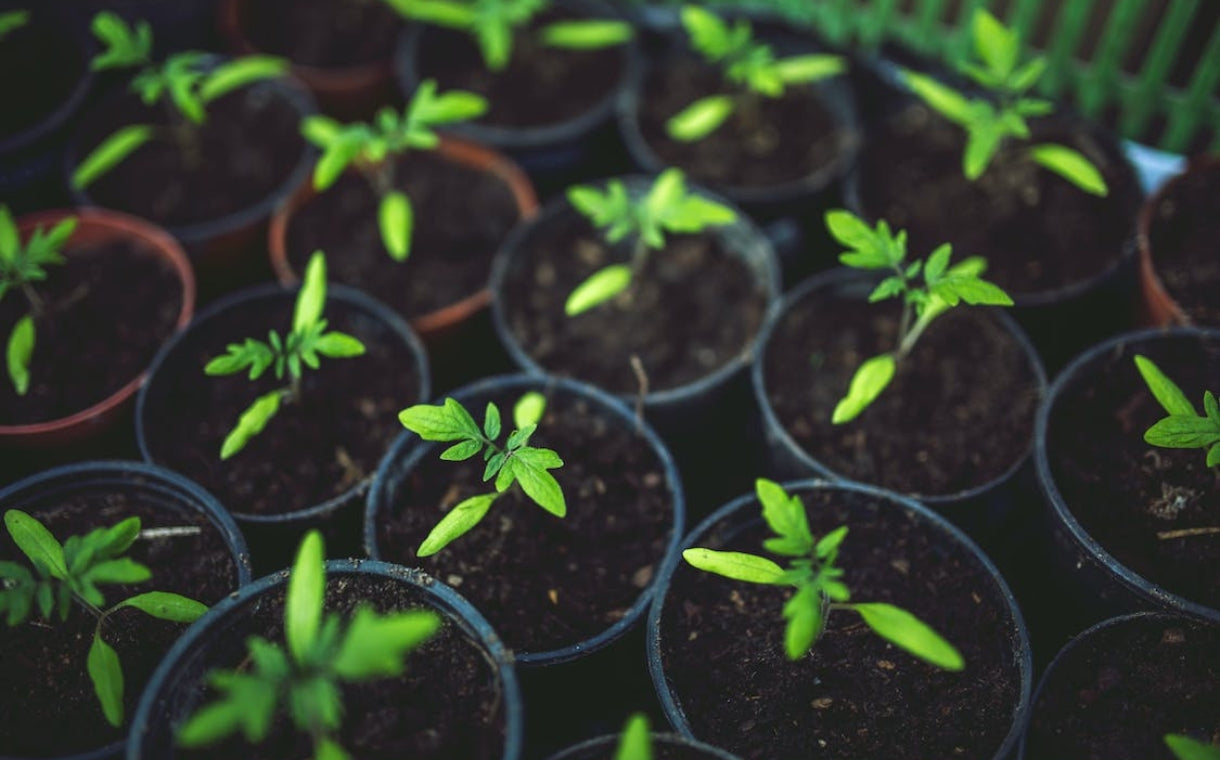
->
[376,385,674,653]
[241,0,404,68]
[1145,162,1220,325]
[659,487,1024,759]
[502,209,768,395]
[285,151,522,320]
[0,493,240,757]
[1024,616,1220,760]
[762,280,1040,497]
[141,293,421,517]
[0,239,182,425]
[0,12,83,141]
[1046,333,1220,609]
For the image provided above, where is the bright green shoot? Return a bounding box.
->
[0,205,77,396]
[564,169,736,316]
[825,209,1012,424]
[1166,734,1220,760]
[177,531,441,760]
[614,713,651,760]
[398,395,565,557]
[0,510,207,727]
[666,5,844,142]
[204,252,365,460]
[0,10,28,41]
[1134,355,1220,468]
[72,12,286,189]
[301,80,487,261]
[902,10,1107,195]
[387,0,633,72]
[683,479,964,668]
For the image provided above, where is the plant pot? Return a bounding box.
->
[1019,612,1220,760]
[545,731,741,760]
[128,560,523,759]
[647,479,1032,760]
[136,283,430,572]
[0,208,195,450]
[1033,327,1220,627]
[0,460,253,760]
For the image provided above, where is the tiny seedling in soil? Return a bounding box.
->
[1165,734,1220,760]
[398,393,565,556]
[0,205,77,396]
[71,12,287,189]
[901,9,1108,195]
[824,208,1013,423]
[204,252,366,460]
[563,168,736,316]
[614,713,651,760]
[0,510,207,727]
[1134,355,1220,469]
[177,531,441,760]
[301,80,487,261]
[666,5,844,142]
[683,479,964,668]
[0,10,28,41]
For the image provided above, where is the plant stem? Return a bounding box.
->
[630,236,649,274]
[19,282,44,313]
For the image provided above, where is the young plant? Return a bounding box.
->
[902,9,1107,195]
[390,0,633,72]
[824,209,1013,424]
[301,80,487,261]
[563,168,736,316]
[0,510,207,726]
[71,12,286,189]
[0,9,28,41]
[614,713,651,760]
[1134,355,1220,468]
[665,5,844,142]
[683,479,964,668]
[177,531,441,760]
[398,394,565,556]
[0,205,77,396]
[1166,734,1220,760]
[204,252,365,460]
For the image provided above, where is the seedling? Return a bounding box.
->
[390,0,633,72]
[1134,355,1220,468]
[684,479,964,667]
[301,80,487,261]
[0,10,28,41]
[824,209,1013,424]
[614,713,651,760]
[177,531,441,760]
[204,252,365,460]
[398,395,565,556]
[902,10,1107,195]
[71,12,286,189]
[0,510,207,726]
[1166,734,1220,760]
[665,5,844,142]
[563,168,736,316]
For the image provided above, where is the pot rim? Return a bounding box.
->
[544,731,742,760]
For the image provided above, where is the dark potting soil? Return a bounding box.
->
[285,151,522,320]
[0,13,83,141]
[857,104,1140,297]
[659,487,1024,760]
[557,738,727,760]
[0,239,182,426]
[241,0,404,68]
[1023,616,1220,760]
[141,295,421,517]
[762,285,1040,497]
[502,211,768,395]
[636,56,847,189]
[0,494,240,756]
[376,386,674,653]
[1046,334,1220,609]
[1146,163,1220,326]
[178,574,507,759]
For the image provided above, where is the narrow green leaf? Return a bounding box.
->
[220,391,281,460]
[301,115,343,147]
[177,700,245,747]
[7,314,34,396]
[72,125,153,189]
[294,252,327,333]
[541,20,633,49]
[513,392,546,429]
[1134,355,1197,417]
[118,591,207,623]
[782,584,821,659]
[682,548,786,584]
[902,70,973,126]
[313,331,365,358]
[88,633,124,726]
[316,738,351,760]
[4,510,67,579]
[773,54,845,84]
[832,354,896,424]
[852,602,964,671]
[963,122,1002,180]
[418,493,498,557]
[1208,443,1220,468]
[379,192,413,261]
[200,56,286,102]
[382,0,477,28]
[87,558,151,585]
[0,205,17,260]
[313,137,361,191]
[814,526,849,558]
[614,713,652,760]
[565,264,632,316]
[973,9,1017,79]
[483,402,501,440]
[681,5,732,59]
[0,10,29,40]
[285,531,325,665]
[1029,144,1108,197]
[646,168,686,217]
[666,95,734,142]
[1164,735,1220,760]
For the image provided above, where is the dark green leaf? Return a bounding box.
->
[4,510,67,579]
[88,632,124,726]
[118,591,207,623]
[1164,735,1220,760]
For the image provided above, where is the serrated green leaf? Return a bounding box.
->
[683,548,786,584]
[541,19,633,49]
[418,493,497,557]
[756,478,812,552]
[1029,144,1108,197]
[88,633,124,726]
[666,95,734,142]
[832,354,896,424]
[399,397,483,442]
[7,314,34,396]
[72,125,153,189]
[853,602,964,671]
[565,264,632,316]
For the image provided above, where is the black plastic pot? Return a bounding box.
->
[544,732,741,760]
[127,559,524,760]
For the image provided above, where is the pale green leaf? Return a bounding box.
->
[852,602,964,671]
[1029,144,1109,197]
[614,713,652,760]
[378,192,413,261]
[1164,735,1220,760]
[313,331,365,358]
[782,584,821,659]
[1144,416,1220,449]
[7,314,34,396]
[220,391,281,460]
[294,252,327,333]
[832,354,896,424]
[118,591,207,623]
[565,264,632,316]
[513,392,546,430]
[72,125,153,189]
[512,452,566,517]
[285,531,325,665]
[200,56,286,102]
[541,20,633,49]
[902,70,973,126]
[666,95,734,142]
[332,606,440,679]
[972,9,1017,79]
[774,54,845,84]
[440,439,483,461]
[418,493,498,557]
[682,548,786,584]
[399,397,483,442]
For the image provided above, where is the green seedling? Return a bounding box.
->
[389,0,633,72]
[72,12,286,189]
[0,205,77,396]
[564,168,736,316]
[398,394,565,556]
[901,10,1107,195]
[614,713,651,760]
[177,531,441,760]
[0,9,28,41]
[684,479,964,667]
[301,80,487,261]
[825,209,1013,424]
[665,5,844,142]
[0,510,207,726]
[1134,355,1220,468]
[204,252,365,460]
[1166,734,1220,760]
